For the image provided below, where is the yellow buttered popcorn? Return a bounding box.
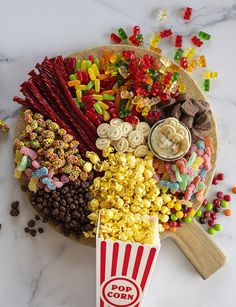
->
[98,209,158,245]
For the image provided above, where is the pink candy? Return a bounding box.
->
[153,173,161,181]
[20,146,38,160]
[197,149,204,156]
[165,164,176,182]
[48,170,55,178]
[32,160,40,169]
[203,154,211,171]
[184,183,195,200]
[61,175,70,183]
[24,168,33,178]
[205,146,211,157]
[53,180,63,188]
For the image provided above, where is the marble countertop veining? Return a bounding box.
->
[1,0,236,306]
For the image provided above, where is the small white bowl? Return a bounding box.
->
[148,119,192,162]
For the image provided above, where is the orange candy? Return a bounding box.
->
[224,209,232,216]
[169,227,177,233]
[232,186,236,194]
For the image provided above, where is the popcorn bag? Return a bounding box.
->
[96,217,161,307]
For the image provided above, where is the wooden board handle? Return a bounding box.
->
[170,218,226,279]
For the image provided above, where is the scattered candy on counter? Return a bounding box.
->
[108,6,218,92]
[157,9,168,22]
[0,119,9,132]
[183,7,193,21]
[197,172,233,235]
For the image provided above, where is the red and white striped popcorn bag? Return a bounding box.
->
[96,216,161,307]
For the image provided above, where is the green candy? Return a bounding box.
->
[103,93,115,101]
[170,213,178,221]
[214,224,222,232]
[118,28,128,40]
[69,74,77,81]
[205,203,213,211]
[17,155,28,171]
[198,31,211,40]
[75,59,81,71]
[203,79,210,91]
[220,200,228,208]
[184,216,192,223]
[86,60,92,69]
[94,58,100,69]
[86,81,94,90]
[195,210,202,217]
[93,103,103,115]
[208,227,215,235]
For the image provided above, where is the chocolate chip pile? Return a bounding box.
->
[146,93,211,141]
[30,180,94,237]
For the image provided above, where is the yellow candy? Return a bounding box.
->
[176,211,184,219]
[92,63,100,76]
[167,201,175,209]
[161,206,168,214]
[76,85,87,90]
[15,150,23,163]
[95,79,100,93]
[81,60,87,71]
[174,202,182,211]
[88,67,96,81]
[192,157,204,170]
[97,101,109,110]
[204,72,218,79]
[102,110,111,122]
[14,168,22,179]
[76,89,82,101]
[28,177,38,193]
[188,208,196,217]
[184,47,195,59]
[93,94,103,100]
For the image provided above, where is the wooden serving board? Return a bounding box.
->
[15,45,226,279]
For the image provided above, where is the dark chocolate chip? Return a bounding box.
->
[11,201,19,209]
[35,215,41,221]
[38,228,44,233]
[28,220,36,228]
[29,229,36,237]
[21,185,28,192]
[10,208,20,216]
[24,227,29,233]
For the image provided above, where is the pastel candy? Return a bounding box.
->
[165,164,176,182]
[14,168,22,179]
[159,180,179,191]
[15,150,23,163]
[186,152,197,167]
[172,165,182,182]
[197,149,204,156]
[179,174,188,191]
[61,174,70,183]
[17,155,28,171]
[196,140,205,150]
[32,166,48,178]
[203,154,211,171]
[53,180,63,188]
[20,146,38,160]
[28,177,39,192]
[192,156,204,170]
[41,177,56,190]
[184,183,195,200]
[24,168,33,178]
[48,170,55,178]
[199,167,207,178]
[32,160,40,169]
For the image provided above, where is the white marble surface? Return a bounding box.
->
[1,0,236,306]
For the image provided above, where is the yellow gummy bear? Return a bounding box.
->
[28,177,39,193]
